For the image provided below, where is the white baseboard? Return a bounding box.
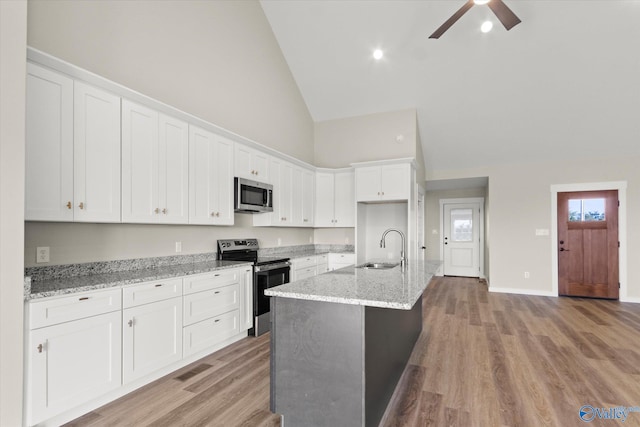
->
[488,287,556,297]
[620,296,640,303]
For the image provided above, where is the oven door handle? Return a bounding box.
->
[255,262,291,272]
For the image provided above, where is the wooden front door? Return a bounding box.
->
[558,190,619,299]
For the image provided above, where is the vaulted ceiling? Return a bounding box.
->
[260,1,640,174]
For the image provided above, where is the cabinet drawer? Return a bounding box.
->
[317,254,328,263]
[183,270,240,295]
[295,267,317,281]
[122,278,182,308]
[183,284,239,326]
[29,288,121,329]
[317,263,329,274]
[183,310,240,357]
[329,253,355,264]
[291,256,316,270]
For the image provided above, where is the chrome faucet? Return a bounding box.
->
[380,228,407,270]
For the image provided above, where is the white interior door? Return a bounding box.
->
[443,202,480,277]
[417,189,425,258]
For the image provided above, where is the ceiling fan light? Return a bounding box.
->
[373,49,384,60]
[480,21,493,33]
[474,0,490,5]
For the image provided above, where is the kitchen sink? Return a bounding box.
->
[356,262,399,270]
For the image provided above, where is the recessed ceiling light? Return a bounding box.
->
[373,49,384,60]
[481,21,493,33]
[474,0,490,5]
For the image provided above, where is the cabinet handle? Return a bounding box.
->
[255,171,259,175]
[381,192,384,196]
[214,273,220,276]
[155,208,160,214]
[162,208,167,214]
[37,344,43,353]
[155,284,163,287]
[211,212,215,217]
[66,201,72,209]
[216,212,220,217]
[78,202,84,210]
[214,319,220,323]
[78,297,89,301]
[214,291,220,294]
[128,319,134,327]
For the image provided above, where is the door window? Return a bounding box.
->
[450,208,473,242]
[568,198,605,222]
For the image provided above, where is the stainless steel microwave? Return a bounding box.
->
[234,177,273,213]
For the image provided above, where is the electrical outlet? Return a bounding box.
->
[524,271,530,279]
[175,242,182,253]
[36,247,50,263]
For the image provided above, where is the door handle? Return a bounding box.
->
[560,248,570,252]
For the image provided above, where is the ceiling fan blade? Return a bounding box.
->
[487,0,522,31]
[429,0,475,39]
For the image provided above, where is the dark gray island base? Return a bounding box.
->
[265,260,440,427]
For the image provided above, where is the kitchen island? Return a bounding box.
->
[265,259,441,427]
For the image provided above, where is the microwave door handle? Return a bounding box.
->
[267,189,272,208]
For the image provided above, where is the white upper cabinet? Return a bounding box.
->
[122,100,188,223]
[235,144,270,182]
[25,63,74,222]
[26,66,121,223]
[189,125,234,225]
[272,158,293,226]
[355,163,410,202]
[314,170,354,227]
[74,81,121,222]
[301,169,315,226]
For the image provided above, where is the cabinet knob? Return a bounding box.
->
[211,212,215,217]
[216,212,220,217]
[78,202,84,210]
[37,343,43,353]
[155,208,160,214]
[381,192,384,195]
[66,201,72,210]
[128,319,134,327]
[162,208,167,214]
[378,192,381,195]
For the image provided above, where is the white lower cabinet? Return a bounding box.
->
[27,310,122,426]
[25,266,253,426]
[122,296,183,384]
[328,253,356,271]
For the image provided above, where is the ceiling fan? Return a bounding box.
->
[429,0,521,39]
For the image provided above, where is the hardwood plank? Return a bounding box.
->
[416,391,443,427]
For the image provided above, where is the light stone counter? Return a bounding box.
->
[26,260,252,300]
[265,259,441,310]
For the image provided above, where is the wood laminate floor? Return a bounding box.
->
[67,277,640,427]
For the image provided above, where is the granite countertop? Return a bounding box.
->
[265,259,442,310]
[284,249,354,260]
[27,260,252,300]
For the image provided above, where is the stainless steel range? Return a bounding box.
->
[217,239,290,336]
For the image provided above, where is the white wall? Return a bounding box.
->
[429,154,640,300]
[25,0,317,266]
[314,108,418,168]
[0,1,27,424]
[357,203,408,263]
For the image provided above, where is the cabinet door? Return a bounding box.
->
[301,169,315,226]
[234,144,254,180]
[334,171,355,227]
[355,166,382,202]
[380,164,410,201]
[28,311,121,426]
[212,135,234,225]
[25,63,74,222]
[158,114,189,224]
[240,267,253,331]
[290,167,304,226]
[279,162,293,225]
[123,297,182,384]
[121,100,159,223]
[314,172,335,227]
[251,150,270,182]
[74,82,121,222]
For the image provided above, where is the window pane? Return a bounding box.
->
[568,199,582,222]
[583,198,605,221]
[451,208,473,242]
[568,198,605,222]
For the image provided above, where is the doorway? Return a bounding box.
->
[550,181,628,301]
[557,190,619,299]
[440,198,484,277]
